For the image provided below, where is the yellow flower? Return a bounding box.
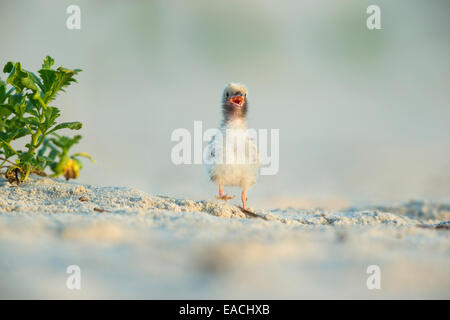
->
[63,159,80,180]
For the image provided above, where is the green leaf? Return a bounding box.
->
[50,134,82,151]
[48,121,82,134]
[8,93,24,106]
[11,99,27,118]
[19,151,33,161]
[25,100,40,117]
[0,80,7,103]
[44,106,61,128]
[42,56,55,69]
[0,132,8,141]
[8,127,30,141]
[3,62,13,73]
[0,104,14,117]
[0,136,17,156]
[38,66,81,104]
[48,149,59,161]
[5,62,39,94]
[28,72,44,91]
[23,117,44,131]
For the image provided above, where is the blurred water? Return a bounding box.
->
[1,0,449,206]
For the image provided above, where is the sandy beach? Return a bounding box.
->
[0,175,448,299]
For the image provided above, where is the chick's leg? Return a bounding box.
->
[241,189,248,210]
[215,185,235,202]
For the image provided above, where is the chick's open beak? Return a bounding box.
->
[229,94,245,107]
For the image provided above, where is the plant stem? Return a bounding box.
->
[0,139,19,156]
[22,165,31,181]
[0,157,17,166]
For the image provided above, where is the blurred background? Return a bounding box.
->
[1,0,449,207]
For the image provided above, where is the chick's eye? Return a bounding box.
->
[226,92,229,97]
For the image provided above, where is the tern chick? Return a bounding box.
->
[205,83,259,210]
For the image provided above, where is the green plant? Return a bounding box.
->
[0,56,94,183]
